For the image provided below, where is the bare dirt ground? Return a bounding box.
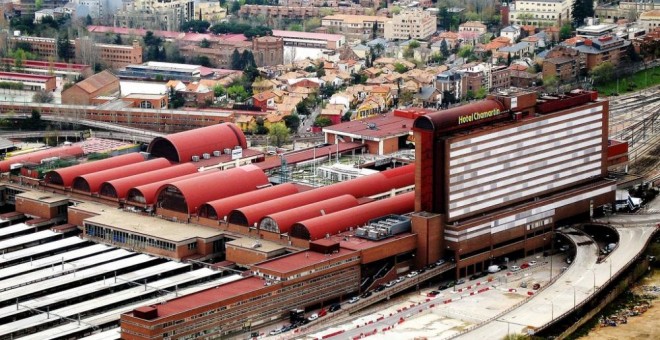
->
[579,270,660,340]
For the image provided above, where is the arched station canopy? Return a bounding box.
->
[126,169,219,207]
[44,153,145,188]
[259,194,360,234]
[100,163,198,200]
[290,192,415,241]
[72,158,172,193]
[155,165,269,215]
[198,183,300,220]
[147,123,247,163]
[228,164,414,227]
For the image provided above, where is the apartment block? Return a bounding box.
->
[384,8,437,40]
[194,0,227,22]
[114,0,195,31]
[239,5,366,20]
[321,14,388,41]
[507,0,572,27]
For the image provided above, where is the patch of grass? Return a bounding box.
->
[595,66,660,96]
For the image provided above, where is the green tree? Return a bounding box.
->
[296,101,311,116]
[13,49,25,71]
[268,122,289,147]
[543,74,559,90]
[283,114,300,133]
[35,0,43,10]
[227,84,249,102]
[316,68,326,77]
[85,14,93,26]
[466,90,475,101]
[393,62,409,73]
[304,17,321,32]
[230,1,241,14]
[457,45,473,58]
[571,0,594,27]
[113,34,122,45]
[559,24,572,40]
[590,62,615,85]
[26,109,42,129]
[254,117,268,134]
[408,40,420,49]
[180,20,210,33]
[241,50,256,69]
[57,34,72,62]
[230,49,242,70]
[440,39,449,57]
[32,90,54,103]
[288,23,303,32]
[213,84,226,97]
[199,38,211,48]
[313,116,332,128]
[475,87,487,99]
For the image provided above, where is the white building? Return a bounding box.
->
[500,25,521,42]
[384,8,437,40]
[507,0,573,27]
[639,9,660,32]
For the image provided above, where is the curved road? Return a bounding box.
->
[454,225,656,339]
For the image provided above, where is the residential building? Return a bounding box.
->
[501,25,522,42]
[321,14,389,41]
[632,27,660,61]
[414,86,442,108]
[507,0,572,27]
[61,70,120,105]
[16,0,69,16]
[572,35,632,70]
[543,45,581,82]
[384,8,437,40]
[596,1,659,23]
[576,23,619,39]
[194,0,227,23]
[114,0,195,31]
[72,0,103,18]
[458,21,487,34]
[497,41,535,59]
[238,5,366,20]
[639,9,660,32]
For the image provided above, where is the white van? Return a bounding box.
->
[487,265,500,273]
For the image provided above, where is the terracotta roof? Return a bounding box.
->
[253,91,277,101]
[74,70,118,94]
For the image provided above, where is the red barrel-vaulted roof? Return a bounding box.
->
[156,165,269,215]
[127,169,219,207]
[44,153,145,188]
[259,194,360,234]
[100,162,198,199]
[228,164,414,226]
[198,183,300,220]
[0,145,85,172]
[290,192,415,240]
[147,123,247,163]
[72,158,172,193]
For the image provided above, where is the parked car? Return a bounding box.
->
[529,261,537,266]
[510,265,521,272]
[269,328,283,336]
[361,291,372,298]
[329,304,341,312]
[438,281,455,290]
[427,290,440,297]
[520,263,530,269]
[374,285,386,292]
[427,263,437,269]
[470,272,486,280]
[396,276,405,283]
[407,271,419,278]
[418,268,426,274]
[532,282,541,290]
[318,308,327,317]
[499,265,508,271]
[456,278,466,285]
[308,313,319,321]
[348,296,360,304]
[435,259,446,266]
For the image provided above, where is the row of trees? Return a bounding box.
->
[209,22,272,39]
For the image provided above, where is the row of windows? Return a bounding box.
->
[85,223,177,252]
[156,266,360,338]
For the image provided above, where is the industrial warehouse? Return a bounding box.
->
[0,88,627,339]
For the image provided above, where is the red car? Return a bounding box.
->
[318,308,327,317]
[520,263,530,269]
[427,290,440,297]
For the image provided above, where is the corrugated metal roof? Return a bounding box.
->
[44,153,145,187]
[148,123,247,163]
[73,158,172,193]
[100,163,198,199]
[0,145,84,173]
[198,183,300,220]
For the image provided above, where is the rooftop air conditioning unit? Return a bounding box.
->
[213,150,221,157]
[202,153,210,159]
[224,148,231,155]
[192,155,200,162]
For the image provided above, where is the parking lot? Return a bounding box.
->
[303,253,567,340]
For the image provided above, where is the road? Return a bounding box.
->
[454,225,656,339]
